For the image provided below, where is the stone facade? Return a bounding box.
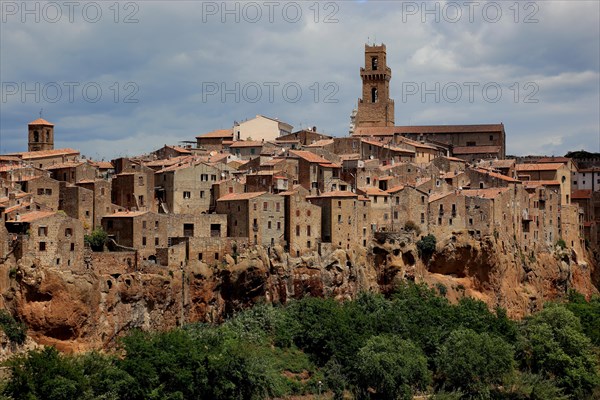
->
[102,211,168,260]
[28,118,54,152]
[281,190,321,256]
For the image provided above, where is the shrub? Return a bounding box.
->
[556,238,567,249]
[416,234,437,260]
[84,228,107,252]
[0,310,27,344]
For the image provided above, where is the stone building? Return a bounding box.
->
[289,150,341,195]
[8,148,80,169]
[5,211,84,268]
[151,145,192,160]
[76,179,115,230]
[111,158,156,212]
[229,141,264,160]
[16,175,60,211]
[155,161,224,215]
[354,44,395,128]
[196,129,234,151]
[215,192,285,247]
[59,182,94,233]
[308,191,372,249]
[245,171,289,194]
[387,184,429,234]
[102,211,167,260]
[46,161,98,183]
[280,189,321,256]
[357,186,391,231]
[515,163,572,205]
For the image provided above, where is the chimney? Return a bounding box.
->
[312,126,317,132]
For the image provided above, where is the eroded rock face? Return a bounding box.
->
[1,235,598,352]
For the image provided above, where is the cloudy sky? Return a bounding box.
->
[1,0,598,159]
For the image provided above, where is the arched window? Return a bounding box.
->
[371,87,378,103]
[33,131,39,142]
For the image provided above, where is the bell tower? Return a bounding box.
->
[28,118,54,152]
[355,43,395,128]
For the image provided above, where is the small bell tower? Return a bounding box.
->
[28,113,54,152]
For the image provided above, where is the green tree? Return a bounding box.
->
[0,310,27,344]
[436,328,514,396]
[84,228,108,251]
[355,335,431,400]
[516,304,600,398]
[416,234,437,260]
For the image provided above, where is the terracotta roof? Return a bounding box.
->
[166,145,192,154]
[339,154,361,161]
[428,192,453,202]
[488,159,515,168]
[472,167,520,183]
[387,185,405,193]
[289,150,330,164]
[439,156,467,163]
[572,189,592,199]
[359,187,389,196]
[361,139,415,153]
[538,157,571,164]
[28,118,54,126]
[144,156,192,168]
[44,161,84,170]
[453,145,502,155]
[91,161,114,169]
[7,210,55,223]
[229,141,264,148]
[462,187,511,199]
[9,148,79,160]
[217,192,266,201]
[354,124,504,136]
[307,191,358,199]
[305,139,334,148]
[515,163,563,171]
[196,129,233,139]
[106,211,149,218]
[319,162,341,168]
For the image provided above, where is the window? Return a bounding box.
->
[253,203,257,211]
[421,213,425,223]
[201,174,208,181]
[198,253,203,261]
[307,210,311,217]
[183,191,191,199]
[101,188,105,196]
[155,220,159,229]
[37,188,44,195]
[70,243,75,251]
[421,196,425,204]
[307,226,311,236]
[467,141,476,146]
[38,226,48,236]
[337,214,342,223]
[39,242,46,251]
[438,217,442,225]
[489,135,494,141]
[143,221,147,229]
[276,203,280,212]
[307,240,311,248]
[215,252,219,260]
[200,191,205,199]
[338,201,342,208]
[394,211,398,220]
[155,237,159,246]
[107,220,113,229]
[268,221,272,229]
[371,56,378,70]
[211,175,217,181]
[296,210,300,217]
[371,87,378,103]
[65,228,72,237]
[138,176,144,186]
[277,222,281,230]
[296,225,300,236]
[469,218,473,225]
[142,237,147,246]
[263,202,268,211]
[85,210,90,217]
[449,218,453,225]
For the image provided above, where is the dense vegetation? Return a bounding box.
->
[1,284,599,399]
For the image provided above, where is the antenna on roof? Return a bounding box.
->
[39,108,43,118]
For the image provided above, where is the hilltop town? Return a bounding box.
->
[1,44,599,350]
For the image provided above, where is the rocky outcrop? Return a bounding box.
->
[0,233,597,352]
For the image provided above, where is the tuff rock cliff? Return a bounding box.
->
[0,231,598,354]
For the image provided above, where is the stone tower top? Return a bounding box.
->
[28,118,54,152]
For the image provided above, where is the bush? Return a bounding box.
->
[84,228,107,252]
[0,310,27,344]
[417,234,437,260]
[556,238,567,249]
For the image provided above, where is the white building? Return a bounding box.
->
[234,115,293,142]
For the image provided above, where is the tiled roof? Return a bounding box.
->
[166,145,192,154]
[307,191,358,198]
[387,185,405,193]
[428,192,453,202]
[453,145,501,155]
[305,139,334,148]
[515,163,563,171]
[44,161,84,170]
[472,167,520,183]
[91,161,114,169]
[359,187,389,196]
[229,141,264,148]
[289,150,331,164]
[522,180,560,188]
[462,187,511,199]
[7,210,56,223]
[217,192,266,201]
[28,118,54,126]
[9,148,79,160]
[196,129,233,139]
[572,189,592,199]
[537,157,571,164]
